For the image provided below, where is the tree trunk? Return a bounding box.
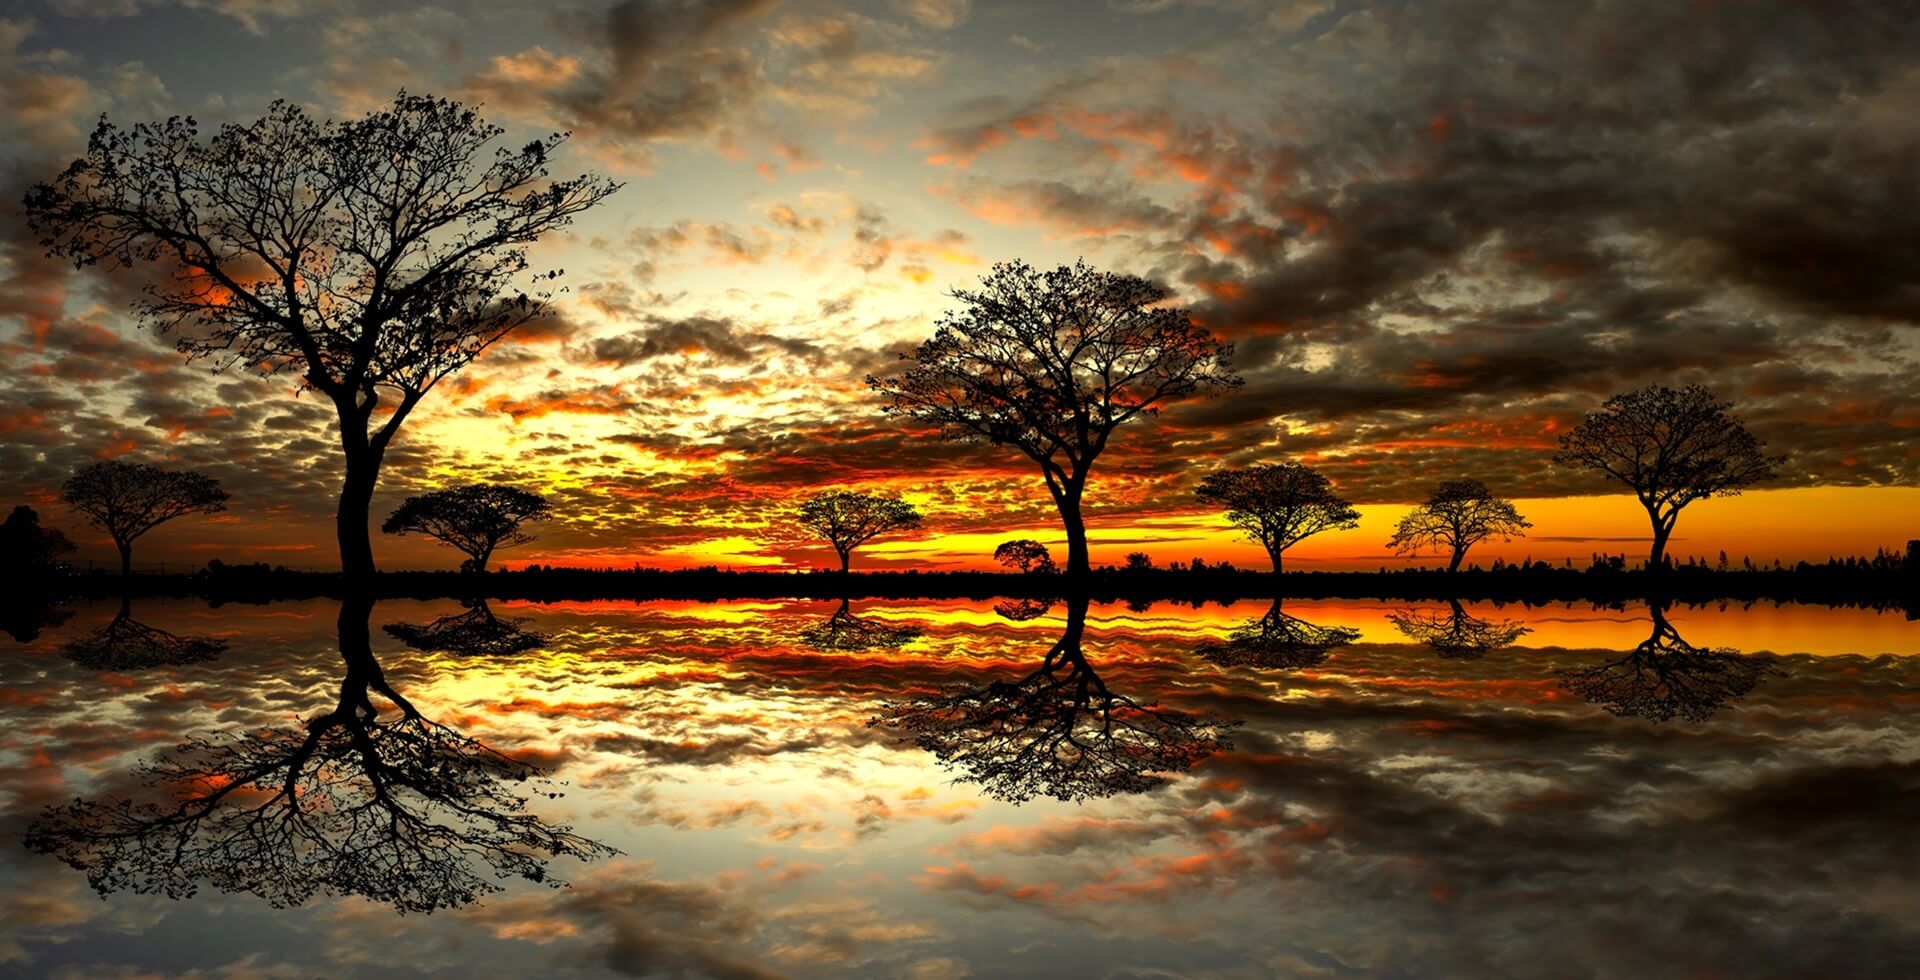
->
[1265,542,1283,575]
[838,548,851,575]
[116,539,132,579]
[337,450,379,585]
[1059,492,1090,577]
[1447,544,1466,573]
[1647,507,1674,572]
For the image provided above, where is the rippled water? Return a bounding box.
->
[2,595,1917,978]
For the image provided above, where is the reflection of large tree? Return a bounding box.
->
[1196,599,1361,669]
[1386,600,1530,658]
[798,598,923,651]
[874,596,1237,803]
[61,597,226,670]
[1558,602,1777,723]
[384,598,548,656]
[26,595,613,913]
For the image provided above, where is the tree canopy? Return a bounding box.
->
[795,490,923,573]
[1196,462,1359,572]
[25,94,618,580]
[382,483,552,573]
[1554,383,1782,569]
[869,260,1239,574]
[61,461,228,576]
[1387,479,1531,572]
[993,539,1055,574]
[0,505,76,582]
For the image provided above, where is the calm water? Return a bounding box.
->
[2,595,1917,978]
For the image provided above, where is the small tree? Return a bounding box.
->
[382,484,551,573]
[796,490,923,574]
[61,462,228,577]
[25,95,619,582]
[1387,479,1531,573]
[1553,383,1782,570]
[1123,551,1154,571]
[0,505,77,581]
[1196,462,1358,573]
[993,539,1055,574]
[869,260,1239,576]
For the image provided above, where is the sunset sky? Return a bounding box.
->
[1,0,1916,573]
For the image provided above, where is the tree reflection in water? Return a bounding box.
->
[1195,598,1361,669]
[1386,599,1530,658]
[62,597,226,670]
[25,595,615,913]
[798,598,922,651]
[384,597,548,656]
[992,597,1054,622]
[873,595,1238,803]
[1558,601,1779,723]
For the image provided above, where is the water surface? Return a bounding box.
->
[2,596,1916,978]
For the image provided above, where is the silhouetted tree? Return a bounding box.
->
[1196,462,1359,572]
[384,598,547,655]
[1386,599,1530,658]
[1554,384,1782,570]
[1124,551,1154,571]
[25,595,615,913]
[795,490,923,574]
[26,95,619,581]
[61,462,228,577]
[872,596,1238,802]
[993,539,1055,574]
[869,261,1239,576]
[382,484,552,573]
[62,597,227,669]
[797,598,923,650]
[1557,602,1777,722]
[0,504,76,582]
[1195,599,1361,669]
[1387,479,1531,572]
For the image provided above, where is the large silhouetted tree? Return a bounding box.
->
[61,462,227,577]
[1554,384,1782,570]
[869,261,1240,576]
[1387,479,1531,572]
[25,95,619,582]
[1196,462,1359,572]
[382,483,551,573]
[796,490,923,573]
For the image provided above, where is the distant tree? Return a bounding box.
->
[25,95,620,582]
[61,462,228,578]
[869,261,1239,576]
[1123,551,1154,571]
[993,539,1055,574]
[0,505,76,580]
[1387,479,1531,573]
[382,484,551,573]
[1196,462,1359,573]
[796,490,923,574]
[1554,383,1782,570]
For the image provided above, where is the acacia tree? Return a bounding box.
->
[25,95,620,582]
[796,490,923,574]
[1553,383,1782,570]
[869,261,1240,577]
[1195,462,1359,573]
[61,461,228,577]
[382,483,551,573]
[1387,479,1531,572]
[994,539,1055,574]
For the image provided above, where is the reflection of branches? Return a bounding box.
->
[1558,603,1778,723]
[1196,599,1360,669]
[1387,599,1530,658]
[993,597,1054,622]
[61,599,225,669]
[26,596,614,913]
[383,598,547,656]
[798,599,922,651]
[873,597,1238,803]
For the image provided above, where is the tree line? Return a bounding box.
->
[9,93,1813,588]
